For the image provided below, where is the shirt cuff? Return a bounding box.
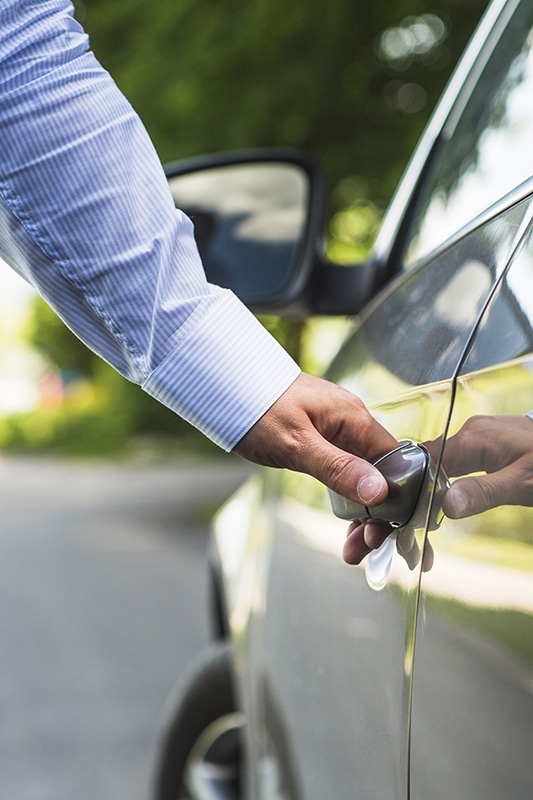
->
[142,289,301,451]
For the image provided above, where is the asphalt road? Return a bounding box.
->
[0,453,251,800]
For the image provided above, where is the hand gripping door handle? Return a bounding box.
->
[329,440,449,530]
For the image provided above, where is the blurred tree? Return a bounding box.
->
[18,296,219,456]
[29,295,96,376]
[77,0,487,208]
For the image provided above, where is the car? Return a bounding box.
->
[154,0,533,797]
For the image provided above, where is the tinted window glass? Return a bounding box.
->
[328,200,530,400]
[460,215,533,374]
[405,0,533,267]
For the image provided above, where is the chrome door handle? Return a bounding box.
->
[329,440,449,529]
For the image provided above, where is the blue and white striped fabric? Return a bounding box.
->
[0,0,300,450]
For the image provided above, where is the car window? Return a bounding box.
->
[459,214,533,374]
[328,197,530,402]
[404,0,533,268]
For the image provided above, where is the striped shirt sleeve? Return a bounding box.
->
[0,0,300,450]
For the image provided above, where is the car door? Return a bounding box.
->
[410,211,533,800]
[406,2,533,796]
[231,2,533,798]
[237,201,528,800]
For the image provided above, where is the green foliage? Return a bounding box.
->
[0,400,129,457]
[327,199,382,264]
[6,296,220,456]
[79,0,487,208]
[27,294,95,375]
[259,316,306,364]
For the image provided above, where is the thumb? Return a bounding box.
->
[295,436,389,507]
[443,470,517,518]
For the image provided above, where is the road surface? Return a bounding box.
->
[0,453,251,800]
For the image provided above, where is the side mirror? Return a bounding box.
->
[165,150,381,316]
[165,150,325,314]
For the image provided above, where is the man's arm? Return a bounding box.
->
[0,0,395,518]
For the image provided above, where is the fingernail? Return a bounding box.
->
[357,474,387,505]
[449,487,469,516]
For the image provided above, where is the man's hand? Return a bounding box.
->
[234,373,397,516]
[342,520,434,571]
[334,413,533,565]
[441,415,533,518]
[343,413,533,565]
[342,518,392,565]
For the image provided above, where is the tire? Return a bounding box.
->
[153,639,244,800]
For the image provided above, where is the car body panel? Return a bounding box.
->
[214,193,533,800]
[243,391,448,800]
[215,384,452,800]
[208,3,533,799]
[411,218,533,800]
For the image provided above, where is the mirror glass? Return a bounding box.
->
[168,162,309,301]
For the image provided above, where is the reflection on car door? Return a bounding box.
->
[240,202,528,800]
[410,206,533,800]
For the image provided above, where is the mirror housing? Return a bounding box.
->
[165,150,381,317]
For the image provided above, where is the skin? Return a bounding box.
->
[343,518,392,566]
[234,372,398,518]
[441,414,533,518]
[343,414,533,567]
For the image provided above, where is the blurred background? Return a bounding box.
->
[0,1,487,798]
[0,0,487,458]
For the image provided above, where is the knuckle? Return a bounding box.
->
[325,451,356,491]
[281,427,317,472]
[461,415,488,441]
[455,416,493,467]
[479,482,497,508]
